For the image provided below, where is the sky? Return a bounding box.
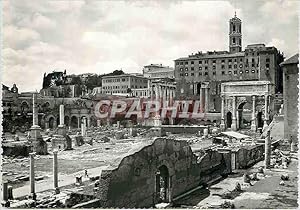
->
[2,0,299,92]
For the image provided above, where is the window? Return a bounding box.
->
[251,70,255,73]
[176,62,179,65]
[234,58,237,62]
[199,60,202,64]
[204,72,208,75]
[185,61,188,65]
[191,73,194,76]
[222,71,225,75]
[229,65,232,69]
[221,59,225,63]
[233,25,236,32]
[185,73,188,76]
[212,60,216,64]
[239,64,243,68]
[239,71,243,74]
[185,68,188,71]
[240,58,243,62]
[213,66,216,70]
[234,70,237,74]
[245,52,248,56]
[205,60,208,64]
[221,65,225,69]
[252,52,255,56]
[228,71,232,74]
[229,59,232,63]
[199,67,202,70]
[252,63,255,67]
[191,67,194,71]
[191,61,194,64]
[180,73,184,76]
[180,62,183,65]
[245,70,249,73]
[266,63,270,68]
[205,66,208,70]
[199,72,202,76]
[234,64,237,69]
[266,58,270,62]
[213,72,216,75]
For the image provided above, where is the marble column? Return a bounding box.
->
[193,83,197,95]
[200,87,204,113]
[236,110,240,130]
[231,96,237,131]
[251,95,257,131]
[81,117,87,136]
[53,150,59,193]
[220,95,225,131]
[204,88,209,113]
[29,152,36,199]
[155,85,159,101]
[77,117,80,129]
[263,95,269,129]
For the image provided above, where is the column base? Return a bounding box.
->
[57,125,66,136]
[231,118,237,131]
[54,187,60,194]
[220,123,226,131]
[29,192,37,200]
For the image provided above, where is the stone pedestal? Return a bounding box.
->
[57,125,66,136]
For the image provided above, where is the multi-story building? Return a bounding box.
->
[101,74,148,95]
[174,14,284,113]
[280,54,298,150]
[143,64,175,79]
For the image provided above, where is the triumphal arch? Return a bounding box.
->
[220,81,274,131]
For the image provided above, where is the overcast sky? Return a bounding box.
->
[2,0,299,92]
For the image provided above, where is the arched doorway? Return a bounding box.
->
[226,112,232,128]
[257,112,263,128]
[64,116,70,127]
[237,102,246,130]
[49,117,55,129]
[155,165,170,203]
[71,116,78,128]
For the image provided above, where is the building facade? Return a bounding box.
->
[174,14,284,115]
[143,64,175,79]
[101,74,148,95]
[280,54,298,149]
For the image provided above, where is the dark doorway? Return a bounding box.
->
[65,116,70,127]
[226,112,232,128]
[155,165,169,203]
[71,116,78,128]
[197,83,201,95]
[257,112,263,128]
[49,117,55,129]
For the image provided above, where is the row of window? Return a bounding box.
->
[179,69,259,77]
[103,85,147,89]
[103,78,148,83]
[179,63,270,71]
[102,90,128,94]
[176,57,270,66]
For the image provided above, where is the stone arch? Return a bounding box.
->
[49,116,55,129]
[155,165,170,203]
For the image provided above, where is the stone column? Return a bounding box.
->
[236,110,240,130]
[264,130,271,169]
[59,105,64,126]
[193,83,197,95]
[231,96,237,131]
[205,87,209,113]
[81,117,87,136]
[77,117,80,129]
[29,152,36,199]
[58,104,66,136]
[251,95,257,131]
[220,95,225,131]
[263,95,269,129]
[155,85,159,101]
[200,87,204,113]
[32,93,38,126]
[53,150,59,193]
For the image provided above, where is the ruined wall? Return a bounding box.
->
[161,125,207,134]
[235,144,264,169]
[95,138,231,208]
[2,143,31,157]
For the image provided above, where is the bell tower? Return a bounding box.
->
[229,12,242,53]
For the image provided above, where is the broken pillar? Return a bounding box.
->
[264,130,271,169]
[29,152,36,200]
[53,150,59,194]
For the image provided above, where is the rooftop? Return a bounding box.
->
[280,53,299,66]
